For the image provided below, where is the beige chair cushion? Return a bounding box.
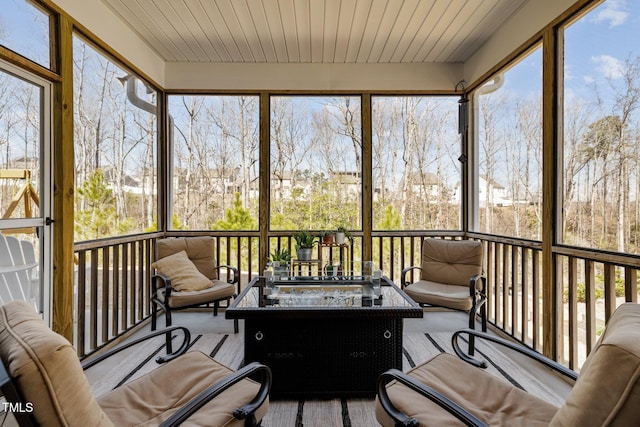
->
[0,300,113,427]
[98,351,269,426]
[421,239,483,287]
[550,303,640,426]
[156,280,236,308]
[152,250,214,292]
[157,236,219,280]
[403,280,472,311]
[376,352,558,426]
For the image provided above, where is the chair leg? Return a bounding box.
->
[165,305,172,328]
[481,301,488,332]
[164,306,173,354]
[213,301,219,317]
[234,318,239,334]
[151,300,158,331]
[468,305,477,356]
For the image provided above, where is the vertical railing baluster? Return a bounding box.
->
[236,236,242,287]
[485,241,493,324]
[389,236,395,282]
[502,243,509,330]
[603,263,616,322]
[493,243,504,327]
[247,236,253,289]
[112,244,120,337]
[90,248,98,351]
[76,251,86,357]
[511,245,518,337]
[101,246,110,344]
[137,240,144,321]
[144,238,151,317]
[624,267,637,303]
[584,259,596,353]
[131,242,138,327]
[521,247,529,344]
[121,243,129,330]
[532,249,540,352]
[568,256,578,370]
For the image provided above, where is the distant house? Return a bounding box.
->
[405,172,442,198]
[451,175,513,207]
[329,171,361,195]
[479,175,511,207]
[103,167,157,195]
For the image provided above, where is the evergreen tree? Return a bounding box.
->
[75,169,132,240]
[211,192,257,230]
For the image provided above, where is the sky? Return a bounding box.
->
[564,0,639,110]
[0,0,50,68]
[478,0,640,113]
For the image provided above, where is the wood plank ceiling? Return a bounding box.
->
[99,0,528,64]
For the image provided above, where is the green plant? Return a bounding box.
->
[269,248,292,262]
[336,225,353,241]
[293,230,316,249]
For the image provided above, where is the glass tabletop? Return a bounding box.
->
[231,276,420,311]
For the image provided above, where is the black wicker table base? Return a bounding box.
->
[244,317,403,398]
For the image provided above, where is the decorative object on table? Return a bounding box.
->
[269,247,292,279]
[335,226,353,245]
[323,261,341,277]
[293,230,316,260]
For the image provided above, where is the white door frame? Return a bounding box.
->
[0,59,53,325]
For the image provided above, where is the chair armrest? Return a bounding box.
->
[216,265,240,293]
[468,274,486,297]
[159,362,272,427]
[451,329,578,381]
[377,369,487,427]
[400,266,422,289]
[81,326,191,369]
[152,272,174,296]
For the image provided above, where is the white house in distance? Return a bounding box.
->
[451,175,513,207]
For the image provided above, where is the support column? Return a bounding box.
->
[542,26,562,359]
[52,15,75,341]
[362,94,373,262]
[259,93,270,273]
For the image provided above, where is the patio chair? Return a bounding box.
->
[376,302,640,426]
[0,300,271,427]
[401,238,486,352]
[152,236,240,334]
[0,233,38,309]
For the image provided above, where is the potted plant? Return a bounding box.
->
[320,230,334,245]
[293,231,316,260]
[335,226,353,245]
[269,248,292,278]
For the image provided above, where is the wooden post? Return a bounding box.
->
[259,92,270,274]
[362,94,372,262]
[52,15,75,342]
[542,25,561,359]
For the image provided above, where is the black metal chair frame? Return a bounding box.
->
[401,266,487,354]
[377,328,578,427]
[151,264,241,336]
[0,326,272,427]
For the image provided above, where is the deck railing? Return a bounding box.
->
[74,231,640,367]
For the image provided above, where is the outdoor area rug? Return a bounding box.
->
[85,314,570,427]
